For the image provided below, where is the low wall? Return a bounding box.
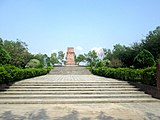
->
[130,82,159,99]
[157,64,160,98]
[0,84,9,91]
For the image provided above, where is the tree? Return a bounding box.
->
[50,53,59,65]
[133,49,155,68]
[33,53,45,68]
[0,46,11,65]
[58,51,65,65]
[103,44,125,67]
[76,54,85,65]
[112,44,125,59]
[141,26,160,60]
[33,54,51,68]
[103,49,112,61]
[3,39,32,68]
[85,50,98,67]
[120,43,141,67]
[43,54,51,67]
[26,59,41,68]
[0,38,3,46]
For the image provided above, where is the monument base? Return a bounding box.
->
[65,65,78,66]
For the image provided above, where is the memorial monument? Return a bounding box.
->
[66,47,76,65]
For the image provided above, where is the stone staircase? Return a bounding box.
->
[48,66,92,75]
[0,69,159,104]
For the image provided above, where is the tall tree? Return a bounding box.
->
[43,54,51,67]
[0,46,11,65]
[133,49,155,68]
[141,26,160,60]
[58,51,65,65]
[3,39,32,68]
[76,54,85,65]
[103,49,112,61]
[50,52,59,65]
[85,50,98,67]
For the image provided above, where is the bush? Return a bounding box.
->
[133,49,156,68]
[0,47,11,65]
[142,67,156,86]
[91,67,157,86]
[0,65,51,84]
[0,66,12,84]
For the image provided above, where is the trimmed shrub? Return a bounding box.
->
[0,66,12,84]
[0,65,51,84]
[91,67,156,86]
[142,67,156,86]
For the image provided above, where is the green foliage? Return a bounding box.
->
[85,50,98,67]
[0,65,51,84]
[141,26,160,60]
[0,66,12,84]
[26,59,42,68]
[58,51,65,65]
[95,60,106,68]
[91,67,156,86]
[76,54,86,65]
[142,67,156,86]
[33,54,51,68]
[134,49,155,68]
[101,27,160,67]
[50,52,59,65]
[0,46,11,65]
[3,39,32,68]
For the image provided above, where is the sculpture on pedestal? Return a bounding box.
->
[66,47,76,65]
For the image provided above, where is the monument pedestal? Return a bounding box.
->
[66,47,76,65]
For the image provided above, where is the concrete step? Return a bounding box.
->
[13,83,131,86]
[14,79,129,85]
[13,82,131,85]
[1,74,159,104]
[5,87,139,91]
[9,85,136,88]
[49,66,92,75]
[0,94,151,99]
[0,98,159,104]
[0,91,145,95]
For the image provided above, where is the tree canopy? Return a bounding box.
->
[1,39,32,68]
[133,49,155,68]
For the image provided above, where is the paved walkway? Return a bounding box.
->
[0,67,160,120]
[0,103,160,120]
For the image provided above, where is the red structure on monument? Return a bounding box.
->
[66,47,76,65]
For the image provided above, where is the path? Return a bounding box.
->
[0,66,160,120]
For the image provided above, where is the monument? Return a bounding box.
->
[66,47,76,65]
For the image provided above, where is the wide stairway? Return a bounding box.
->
[48,66,92,75]
[0,66,159,104]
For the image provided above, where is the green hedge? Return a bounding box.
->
[0,65,51,84]
[91,67,157,86]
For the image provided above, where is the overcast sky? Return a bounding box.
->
[0,0,160,56]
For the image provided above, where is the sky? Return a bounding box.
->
[0,0,160,56]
